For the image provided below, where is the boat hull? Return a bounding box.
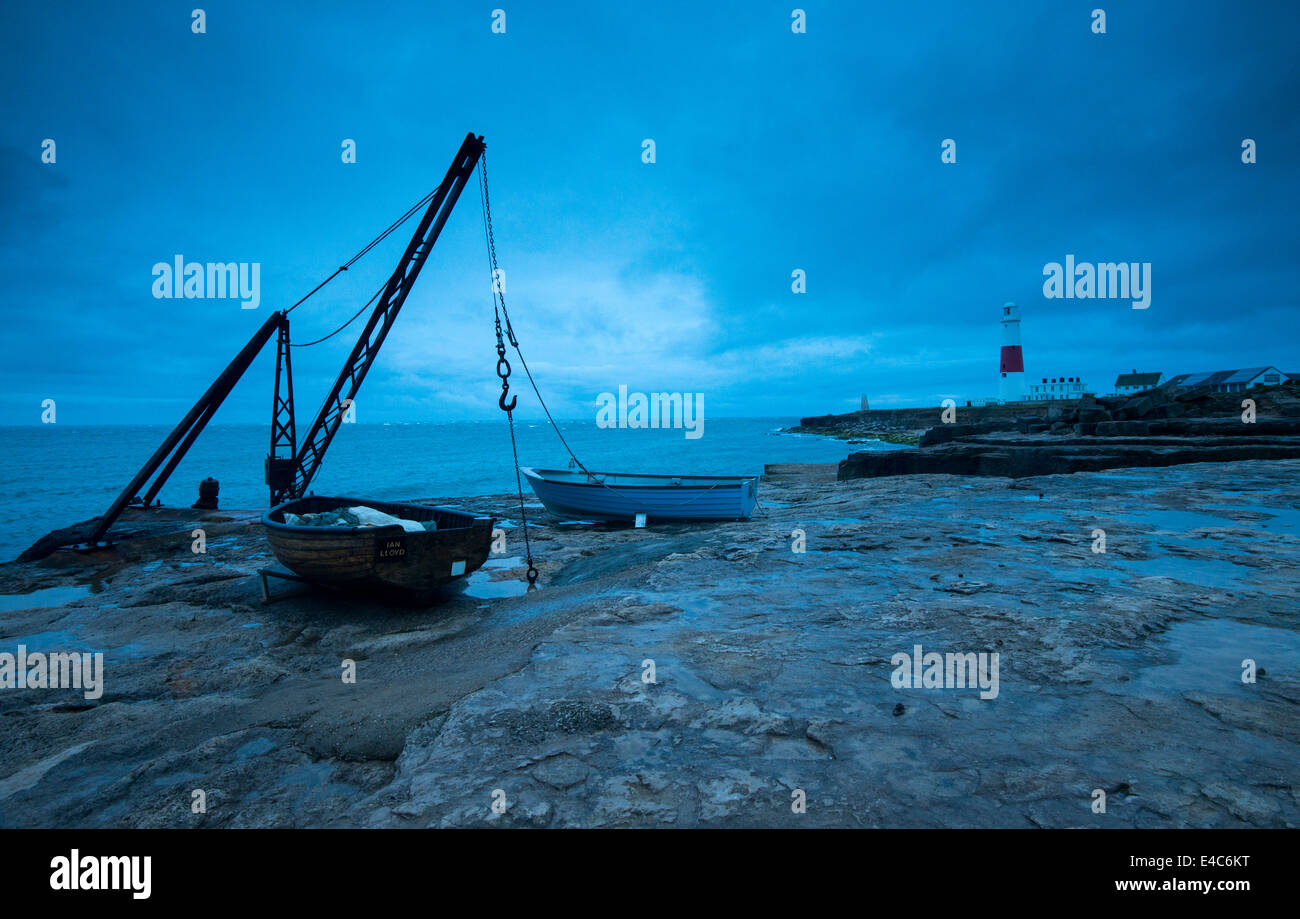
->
[262,496,494,603]
[521,468,758,522]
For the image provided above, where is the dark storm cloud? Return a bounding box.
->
[0,0,1295,423]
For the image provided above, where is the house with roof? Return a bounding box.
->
[1164,367,1290,393]
[1114,370,1163,395]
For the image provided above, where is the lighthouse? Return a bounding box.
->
[998,301,1025,402]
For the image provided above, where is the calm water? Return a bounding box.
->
[0,418,889,560]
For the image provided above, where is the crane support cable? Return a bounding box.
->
[283,181,446,317]
[478,152,547,588]
[478,155,722,514]
[290,280,386,348]
[476,153,591,477]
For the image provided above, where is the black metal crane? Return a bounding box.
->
[77,132,486,548]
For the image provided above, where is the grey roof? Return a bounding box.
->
[1223,366,1277,383]
[1165,372,1212,387]
[1115,372,1162,387]
[1166,367,1287,388]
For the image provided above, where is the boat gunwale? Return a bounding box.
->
[262,495,492,535]
[521,467,758,490]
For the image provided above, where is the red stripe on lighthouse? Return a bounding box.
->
[1000,345,1023,373]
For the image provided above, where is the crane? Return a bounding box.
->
[76,132,486,549]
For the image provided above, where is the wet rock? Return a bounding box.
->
[528,753,592,790]
[3,470,1299,829]
[920,420,1017,447]
[839,436,1300,479]
[1095,421,1149,436]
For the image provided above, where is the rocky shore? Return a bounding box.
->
[2,459,1297,828]
[790,401,1057,445]
[833,383,1300,480]
[840,431,1300,479]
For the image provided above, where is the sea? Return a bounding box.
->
[0,418,900,561]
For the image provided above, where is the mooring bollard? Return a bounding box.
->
[193,477,220,510]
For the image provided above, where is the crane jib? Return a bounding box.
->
[287,132,485,500]
[74,133,486,550]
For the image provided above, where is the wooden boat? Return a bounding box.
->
[262,496,494,602]
[521,467,759,522]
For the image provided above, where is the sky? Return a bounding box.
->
[1,0,1297,425]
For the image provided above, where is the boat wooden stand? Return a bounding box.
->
[258,565,316,604]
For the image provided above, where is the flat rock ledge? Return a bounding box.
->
[1,463,1298,829]
[840,432,1300,480]
[822,382,1300,480]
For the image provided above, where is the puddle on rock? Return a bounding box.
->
[461,556,531,599]
[1129,619,1300,696]
[1115,554,1257,589]
[0,585,93,613]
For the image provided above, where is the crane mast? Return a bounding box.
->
[282,131,485,501]
[75,132,485,549]
[81,311,289,547]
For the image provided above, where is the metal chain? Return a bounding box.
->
[480,154,538,588]
[479,158,592,478]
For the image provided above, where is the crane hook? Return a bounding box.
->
[495,352,516,412]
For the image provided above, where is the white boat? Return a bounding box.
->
[521,467,759,522]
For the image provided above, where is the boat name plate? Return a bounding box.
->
[375,535,408,563]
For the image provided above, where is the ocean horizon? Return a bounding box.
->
[0,417,898,560]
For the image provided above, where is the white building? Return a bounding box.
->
[1114,370,1164,395]
[1027,376,1088,401]
[1165,367,1290,393]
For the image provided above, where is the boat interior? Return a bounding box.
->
[265,496,484,531]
